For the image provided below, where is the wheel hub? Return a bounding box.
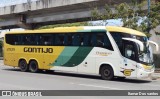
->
[104,69,110,76]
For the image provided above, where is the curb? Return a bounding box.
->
[153,73,160,77]
[155,68,160,73]
[152,73,160,80]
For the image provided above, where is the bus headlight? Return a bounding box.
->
[137,64,154,72]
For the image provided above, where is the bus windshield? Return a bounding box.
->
[138,44,154,65]
[110,32,154,65]
[139,48,153,65]
[136,36,154,65]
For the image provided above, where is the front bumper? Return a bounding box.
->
[137,68,154,79]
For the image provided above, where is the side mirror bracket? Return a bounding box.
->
[148,40,159,52]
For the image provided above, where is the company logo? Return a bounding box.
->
[96,51,112,56]
[121,69,134,76]
[24,47,53,53]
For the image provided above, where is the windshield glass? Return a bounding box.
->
[138,45,153,65]
[136,36,154,65]
[110,32,154,65]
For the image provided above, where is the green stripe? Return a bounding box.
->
[62,47,93,67]
[51,47,79,66]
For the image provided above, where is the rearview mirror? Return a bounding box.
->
[148,40,159,52]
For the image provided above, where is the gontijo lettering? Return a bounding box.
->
[24,47,53,53]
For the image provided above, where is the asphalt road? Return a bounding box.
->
[0,60,160,91]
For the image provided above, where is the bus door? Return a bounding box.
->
[122,40,137,78]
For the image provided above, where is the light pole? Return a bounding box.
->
[147,0,151,33]
[148,0,150,14]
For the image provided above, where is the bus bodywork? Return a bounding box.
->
[3,26,159,80]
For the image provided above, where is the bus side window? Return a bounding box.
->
[96,33,104,47]
[63,34,67,46]
[55,34,64,46]
[38,35,42,45]
[6,34,20,45]
[40,34,53,46]
[83,33,89,46]
[55,35,59,45]
[124,43,136,60]
[79,34,84,46]
[73,33,84,46]
[21,35,26,45]
[72,34,81,46]
[13,35,19,45]
[25,34,37,45]
[64,34,73,46]
[90,33,96,46]
[103,33,114,51]
[83,33,95,47]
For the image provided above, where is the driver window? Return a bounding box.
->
[124,43,136,60]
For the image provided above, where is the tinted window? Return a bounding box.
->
[55,34,64,45]
[96,33,113,50]
[124,42,136,61]
[39,34,53,46]
[110,32,132,54]
[65,34,73,46]
[6,34,20,45]
[23,34,38,45]
[110,32,123,53]
[5,34,12,45]
[5,32,113,50]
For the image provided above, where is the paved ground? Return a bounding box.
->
[0,60,160,91]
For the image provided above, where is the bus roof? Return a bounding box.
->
[106,26,146,37]
[5,26,146,37]
[5,27,84,34]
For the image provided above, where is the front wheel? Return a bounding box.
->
[29,61,39,73]
[100,66,114,80]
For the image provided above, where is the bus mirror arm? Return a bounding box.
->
[148,40,159,52]
[122,38,144,51]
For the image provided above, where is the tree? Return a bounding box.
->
[39,22,89,29]
[91,1,160,68]
[91,0,160,37]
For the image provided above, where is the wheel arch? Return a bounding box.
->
[98,62,116,76]
[18,58,28,66]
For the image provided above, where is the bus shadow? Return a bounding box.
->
[3,68,152,83]
[112,78,152,83]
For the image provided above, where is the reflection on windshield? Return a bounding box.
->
[134,35,153,65]
[139,45,153,65]
[110,32,154,65]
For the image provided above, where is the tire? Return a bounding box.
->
[100,66,114,80]
[19,60,28,72]
[29,60,39,73]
